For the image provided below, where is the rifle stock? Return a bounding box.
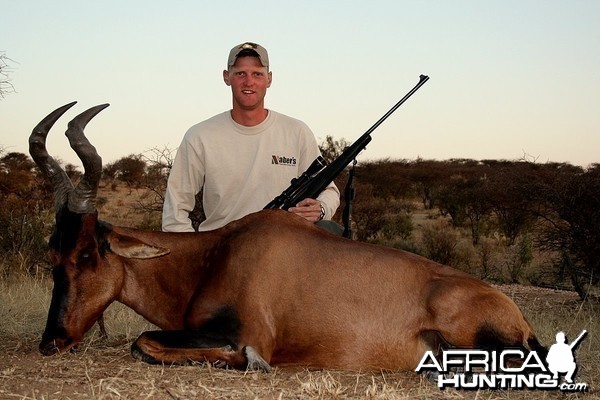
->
[265,74,429,211]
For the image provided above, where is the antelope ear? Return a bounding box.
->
[107,232,170,259]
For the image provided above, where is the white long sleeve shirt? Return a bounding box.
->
[162,110,340,232]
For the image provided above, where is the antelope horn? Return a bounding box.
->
[29,101,78,212]
[65,104,110,214]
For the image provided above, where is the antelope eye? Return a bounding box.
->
[78,251,92,263]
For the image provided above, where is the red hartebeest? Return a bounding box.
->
[33,103,547,372]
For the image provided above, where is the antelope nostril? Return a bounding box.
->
[39,336,74,356]
[39,340,59,356]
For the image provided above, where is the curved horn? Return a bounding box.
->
[29,102,78,211]
[66,104,110,214]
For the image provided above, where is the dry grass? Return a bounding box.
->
[96,183,152,228]
[0,277,597,399]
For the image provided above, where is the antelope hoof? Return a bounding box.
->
[244,346,271,372]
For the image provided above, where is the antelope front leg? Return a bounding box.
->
[131,330,271,372]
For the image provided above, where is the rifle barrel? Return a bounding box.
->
[569,329,587,349]
[265,74,429,211]
[362,74,429,139]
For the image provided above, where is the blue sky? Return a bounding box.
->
[1,0,598,168]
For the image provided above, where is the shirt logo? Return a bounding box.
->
[272,155,297,166]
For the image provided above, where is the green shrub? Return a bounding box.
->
[419,221,459,266]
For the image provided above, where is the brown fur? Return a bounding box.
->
[40,209,541,371]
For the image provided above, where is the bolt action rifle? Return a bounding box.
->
[264,74,429,237]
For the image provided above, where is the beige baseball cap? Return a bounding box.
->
[227,42,269,68]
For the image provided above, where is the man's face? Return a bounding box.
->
[223,56,272,111]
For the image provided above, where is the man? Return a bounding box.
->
[162,42,340,232]
[546,331,586,383]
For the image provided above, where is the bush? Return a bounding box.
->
[503,235,534,283]
[0,197,52,278]
[419,220,459,266]
[381,211,413,241]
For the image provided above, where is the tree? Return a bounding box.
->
[134,146,205,231]
[408,159,450,209]
[350,182,389,241]
[0,151,53,277]
[134,147,172,227]
[318,135,349,164]
[528,163,599,299]
[462,178,492,246]
[355,159,414,201]
[0,52,16,99]
[484,161,536,245]
[0,152,36,197]
[105,154,146,188]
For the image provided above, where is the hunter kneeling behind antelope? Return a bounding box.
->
[32,103,547,372]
